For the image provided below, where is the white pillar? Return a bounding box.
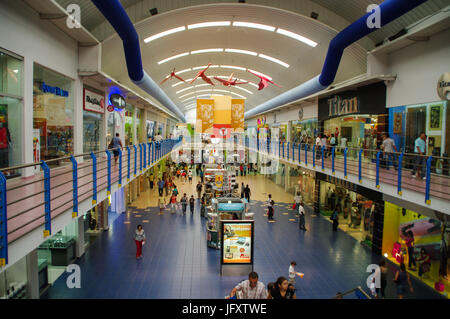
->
[25,249,39,299]
[22,57,34,177]
[76,216,85,258]
[73,77,83,156]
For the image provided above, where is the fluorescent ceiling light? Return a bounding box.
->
[192,65,208,70]
[225,49,257,56]
[258,54,290,68]
[195,84,210,88]
[176,68,192,74]
[196,89,214,93]
[144,26,186,43]
[172,79,192,87]
[221,65,246,71]
[247,82,259,88]
[191,48,223,54]
[182,96,197,102]
[230,92,247,99]
[176,87,194,94]
[188,21,231,29]
[234,86,253,94]
[248,69,272,80]
[213,89,230,94]
[179,91,197,99]
[158,52,189,64]
[276,28,317,47]
[232,21,276,32]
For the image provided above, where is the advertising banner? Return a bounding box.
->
[213,95,231,125]
[231,99,245,132]
[221,221,254,264]
[196,99,214,133]
[83,88,105,114]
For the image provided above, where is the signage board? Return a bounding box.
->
[221,221,254,264]
[83,88,104,114]
[109,93,126,109]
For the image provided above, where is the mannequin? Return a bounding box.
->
[0,120,12,170]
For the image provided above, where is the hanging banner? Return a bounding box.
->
[231,99,245,132]
[213,95,232,125]
[196,99,214,133]
[83,88,105,114]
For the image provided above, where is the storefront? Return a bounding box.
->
[290,119,318,145]
[0,49,23,178]
[83,86,105,154]
[316,172,384,254]
[124,105,134,146]
[383,202,449,297]
[389,101,448,156]
[318,82,388,161]
[285,166,316,207]
[135,108,142,143]
[146,118,155,142]
[33,63,74,167]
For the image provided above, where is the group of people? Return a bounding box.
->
[240,183,252,202]
[227,270,299,300]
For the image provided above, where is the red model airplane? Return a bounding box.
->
[190,63,215,86]
[160,68,186,85]
[213,73,249,87]
[246,69,282,91]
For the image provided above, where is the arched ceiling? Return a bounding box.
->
[101,3,367,113]
[55,0,448,118]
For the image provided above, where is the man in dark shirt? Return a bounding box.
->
[157,179,165,196]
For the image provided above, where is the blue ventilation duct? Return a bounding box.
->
[245,0,427,119]
[91,0,186,122]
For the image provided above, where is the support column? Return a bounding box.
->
[73,77,83,156]
[76,216,85,258]
[25,249,39,299]
[285,166,290,193]
[22,56,34,177]
[101,199,109,231]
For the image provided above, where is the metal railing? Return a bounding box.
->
[0,138,181,267]
[331,286,372,299]
[242,137,450,204]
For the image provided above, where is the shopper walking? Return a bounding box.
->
[298,203,306,231]
[227,272,267,299]
[240,182,245,199]
[164,177,170,196]
[189,195,195,214]
[158,195,165,215]
[157,179,164,197]
[412,132,427,179]
[267,194,274,221]
[199,169,204,183]
[394,263,414,299]
[244,185,251,203]
[381,133,398,170]
[288,261,297,286]
[375,259,388,299]
[267,277,296,299]
[168,194,177,214]
[405,231,417,270]
[294,192,302,216]
[133,224,146,259]
[181,170,187,183]
[188,170,193,184]
[200,194,206,218]
[149,173,154,189]
[196,181,203,199]
[330,209,339,232]
[180,194,188,215]
[109,133,123,164]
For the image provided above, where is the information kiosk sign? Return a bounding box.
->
[221,221,254,265]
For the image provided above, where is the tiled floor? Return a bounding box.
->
[42,176,444,299]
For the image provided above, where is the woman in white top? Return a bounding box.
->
[134,225,146,259]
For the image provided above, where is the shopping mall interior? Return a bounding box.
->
[0,0,449,302]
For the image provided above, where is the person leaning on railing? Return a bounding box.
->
[412,132,427,180]
[109,133,123,164]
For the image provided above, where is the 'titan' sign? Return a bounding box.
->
[327,95,359,117]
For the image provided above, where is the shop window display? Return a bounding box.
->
[124,106,134,146]
[33,64,74,167]
[83,111,102,154]
[383,202,450,297]
[107,110,122,145]
[0,256,28,299]
[290,119,318,145]
[0,50,23,177]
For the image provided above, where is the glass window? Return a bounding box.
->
[83,110,103,154]
[33,64,74,167]
[136,108,142,143]
[125,106,134,146]
[0,50,23,178]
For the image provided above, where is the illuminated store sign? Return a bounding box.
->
[40,82,69,97]
[109,93,126,109]
[83,88,104,114]
[327,95,359,117]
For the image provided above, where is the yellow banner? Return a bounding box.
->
[212,95,231,125]
[231,99,245,132]
[196,99,214,133]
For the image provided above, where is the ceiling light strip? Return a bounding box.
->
[225,49,257,56]
[232,21,276,32]
[276,28,317,47]
[187,21,231,29]
[191,48,224,54]
[176,86,194,94]
[258,54,290,68]
[157,52,189,64]
[144,26,186,43]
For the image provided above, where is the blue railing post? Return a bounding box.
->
[70,156,78,218]
[118,148,123,187]
[398,153,404,196]
[139,144,143,173]
[133,145,137,176]
[358,149,363,183]
[126,146,131,182]
[41,161,51,238]
[0,172,8,266]
[312,144,316,168]
[292,143,295,162]
[287,142,290,160]
[147,142,151,167]
[344,148,348,179]
[298,143,301,163]
[304,144,308,166]
[151,142,154,163]
[143,143,147,170]
[257,137,259,151]
[90,152,97,205]
[332,146,335,175]
[321,146,325,171]
[105,150,111,196]
[376,151,381,189]
[425,156,432,205]
[278,141,281,159]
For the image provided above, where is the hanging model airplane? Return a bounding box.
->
[246,69,282,91]
[160,68,186,85]
[190,63,215,86]
[213,73,249,87]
